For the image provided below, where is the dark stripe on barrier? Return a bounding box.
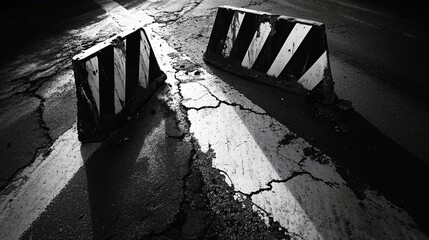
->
[149,47,162,85]
[139,29,165,88]
[278,25,326,81]
[72,27,166,142]
[252,19,295,72]
[231,13,259,62]
[203,6,335,104]
[74,61,99,141]
[98,46,115,118]
[206,7,235,55]
[125,30,140,103]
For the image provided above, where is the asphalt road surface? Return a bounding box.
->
[0,0,428,239]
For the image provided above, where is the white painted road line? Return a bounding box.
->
[1,1,427,240]
[73,0,166,142]
[0,126,100,240]
[0,2,150,239]
[94,0,154,29]
[146,26,428,240]
[98,3,428,238]
[94,0,140,29]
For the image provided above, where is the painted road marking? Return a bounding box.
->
[241,21,272,69]
[222,12,245,58]
[1,1,426,240]
[0,126,100,240]
[146,26,427,240]
[267,23,312,77]
[0,2,154,239]
[94,0,139,29]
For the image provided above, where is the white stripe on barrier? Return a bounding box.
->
[139,30,150,88]
[267,23,312,77]
[222,12,245,58]
[297,50,328,90]
[85,56,100,114]
[114,40,127,114]
[241,21,272,69]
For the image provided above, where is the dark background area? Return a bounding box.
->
[0,0,100,65]
[0,0,425,66]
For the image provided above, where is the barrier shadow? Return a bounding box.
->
[205,65,429,237]
[82,92,192,239]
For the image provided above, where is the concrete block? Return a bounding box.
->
[73,27,166,142]
[204,6,336,104]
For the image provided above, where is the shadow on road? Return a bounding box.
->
[207,66,429,236]
[83,91,192,239]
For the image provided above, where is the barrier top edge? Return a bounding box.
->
[72,27,143,62]
[219,5,324,27]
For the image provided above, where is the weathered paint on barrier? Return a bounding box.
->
[204,6,336,104]
[73,27,166,142]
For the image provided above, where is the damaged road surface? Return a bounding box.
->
[0,1,124,188]
[1,0,429,239]
[2,26,427,240]
[154,35,427,239]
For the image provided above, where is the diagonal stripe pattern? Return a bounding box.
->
[222,12,245,58]
[72,28,166,142]
[204,6,335,104]
[267,23,312,77]
[241,21,272,69]
[113,40,127,114]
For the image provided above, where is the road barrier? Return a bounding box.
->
[73,27,166,142]
[204,6,336,104]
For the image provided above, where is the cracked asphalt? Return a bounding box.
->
[1,0,429,239]
[0,1,121,188]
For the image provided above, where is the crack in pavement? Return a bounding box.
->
[169,51,342,211]
[149,134,198,238]
[158,44,292,237]
[0,35,99,101]
[32,93,54,144]
[123,4,429,239]
[197,81,268,116]
[238,172,309,197]
[0,13,113,187]
[147,26,410,239]
[174,69,268,116]
[0,38,85,188]
[1,65,72,101]
[0,86,54,190]
[236,169,339,199]
[246,0,270,7]
[148,0,204,25]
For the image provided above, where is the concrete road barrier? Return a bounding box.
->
[73,27,166,142]
[204,6,336,104]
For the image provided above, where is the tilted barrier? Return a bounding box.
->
[204,6,336,104]
[73,27,166,142]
